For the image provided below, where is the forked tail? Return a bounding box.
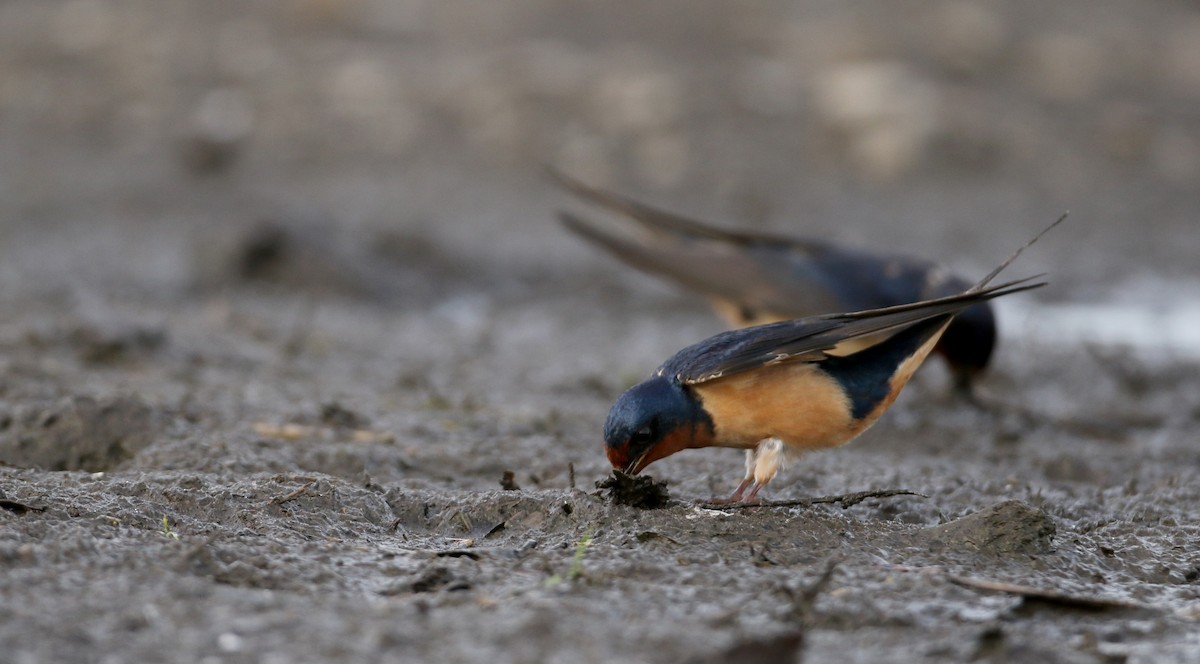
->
[971,212,1069,292]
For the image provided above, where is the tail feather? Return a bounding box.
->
[971,213,1068,292]
[547,166,760,244]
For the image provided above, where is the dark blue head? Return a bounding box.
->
[918,274,997,393]
[603,376,714,474]
[937,301,997,392]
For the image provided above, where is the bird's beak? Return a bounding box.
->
[623,449,651,476]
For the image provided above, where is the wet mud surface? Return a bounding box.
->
[3,2,1200,662]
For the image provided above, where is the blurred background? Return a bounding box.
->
[2,0,1199,376]
[4,6,1200,660]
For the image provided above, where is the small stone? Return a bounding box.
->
[921,500,1056,555]
[499,470,520,491]
[320,402,370,430]
[217,632,243,653]
[182,88,255,174]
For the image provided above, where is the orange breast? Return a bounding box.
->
[692,362,855,451]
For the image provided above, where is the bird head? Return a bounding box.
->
[936,300,997,393]
[603,376,714,475]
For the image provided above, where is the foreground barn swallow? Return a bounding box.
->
[552,171,996,392]
[601,217,1063,502]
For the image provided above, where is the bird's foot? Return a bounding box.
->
[698,478,763,505]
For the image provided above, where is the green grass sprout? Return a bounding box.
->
[545,529,594,587]
[162,515,180,540]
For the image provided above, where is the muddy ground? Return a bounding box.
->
[3,2,1200,662]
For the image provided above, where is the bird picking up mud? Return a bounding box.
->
[551,170,998,394]
[600,216,1064,503]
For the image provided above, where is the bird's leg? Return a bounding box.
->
[735,448,756,499]
[742,438,786,503]
[952,370,986,409]
[743,481,766,502]
[702,451,755,504]
[706,440,788,504]
[724,478,755,503]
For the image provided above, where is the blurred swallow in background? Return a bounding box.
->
[599,215,1063,502]
[551,170,996,393]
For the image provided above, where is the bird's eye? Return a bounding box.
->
[630,425,654,446]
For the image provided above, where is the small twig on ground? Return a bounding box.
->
[700,488,925,510]
[271,480,318,505]
[568,462,576,490]
[252,422,395,444]
[0,499,46,514]
[253,422,313,440]
[945,574,1144,611]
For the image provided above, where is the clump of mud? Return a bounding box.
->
[595,471,671,509]
[0,395,160,471]
[920,500,1056,555]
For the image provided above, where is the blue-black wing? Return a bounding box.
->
[659,278,1043,385]
[551,168,974,316]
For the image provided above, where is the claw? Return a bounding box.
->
[743,482,765,502]
[700,478,763,505]
[727,477,753,502]
[700,475,753,501]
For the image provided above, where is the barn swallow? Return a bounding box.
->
[601,216,1063,502]
[551,170,996,393]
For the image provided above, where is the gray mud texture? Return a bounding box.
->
[3,2,1200,663]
